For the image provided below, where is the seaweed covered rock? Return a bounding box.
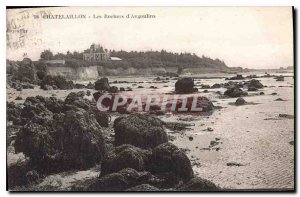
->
[175,96,214,112]
[40,75,74,90]
[211,83,221,88]
[175,77,195,94]
[13,58,37,83]
[224,87,248,98]
[7,159,31,188]
[64,91,91,111]
[248,87,257,91]
[126,184,160,191]
[101,144,151,175]
[227,74,244,80]
[108,86,119,93]
[149,142,194,183]
[248,79,263,89]
[276,76,284,81]
[7,102,22,122]
[114,114,168,149]
[176,177,220,191]
[95,77,110,91]
[88,168,142,191]
[14,108,105,174]
[235,97,246,105]
[94,112,110,127]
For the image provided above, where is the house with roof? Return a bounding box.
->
[83,44,110,62]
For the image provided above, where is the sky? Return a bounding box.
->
[6,7,293,69]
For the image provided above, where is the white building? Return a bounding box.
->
[83,44,110,62]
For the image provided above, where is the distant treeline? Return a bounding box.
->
[39,49,229,70]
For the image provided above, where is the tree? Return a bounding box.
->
[40,49,54,60]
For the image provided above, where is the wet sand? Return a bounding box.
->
[7,72,294,190]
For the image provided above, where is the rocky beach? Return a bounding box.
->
[6,60,294,191]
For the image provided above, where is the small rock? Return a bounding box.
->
[235,97,246,105]
[207,127,213,132]
[226,162,244,167]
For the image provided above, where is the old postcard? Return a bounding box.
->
[6,6,294,191]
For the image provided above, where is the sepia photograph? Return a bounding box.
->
[6,6,294,191]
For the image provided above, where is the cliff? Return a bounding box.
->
[47,66,98,80]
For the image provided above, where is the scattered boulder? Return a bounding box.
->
[149,142,194,183]
[95,77,110,91]
[101,144,151,175]
[94,112,110,127]
[226,162,244,167]
[259,92,265,95]
[87,168,161,191]
[211,83,221,88]
[201,85,210,89]
[7,102,22,123]
[86,90,91,96]
[248,87,257,91]
[114,114,168,149]
[175,77,195,94]
[86,82,95,89]
[41,75,74,90]
[248,79,263,89]
[108,86,119,93]
[126,184,160,191]
[74,83,86,89]
[7,159,30,188]
[224,87,248,98]
[235,97,246,105]
[15,96,23,100]
[276,76,284,81]
[176,177,220,191]
[12,58,37,83]
[227,74,244,80]
[279,114,294,119]
[25,170,40,185]
[14,106,106,174]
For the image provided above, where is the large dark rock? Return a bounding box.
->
[227,74,244,80]
[175,96,214,112]
[114,114,168,149]
[126,184,160,191]
[94,112,110,127]
[235,97,246,105]
[7,102,22,122]
[175,77,195,94]
[211,83,221,88]
[40,75,74,90]
[176,177,220,191]
[7,159,30,188]
[248,79,263,89]
[64,91,91,111]
[87,168,144,191]
[95,77,110,91]
[14,108,105,174]
[13,58,37,83]
[224,87,248,98]
[101,144,151,175]
[149,142,194,183]
[276,76,284,81]
[108,86,119,93]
